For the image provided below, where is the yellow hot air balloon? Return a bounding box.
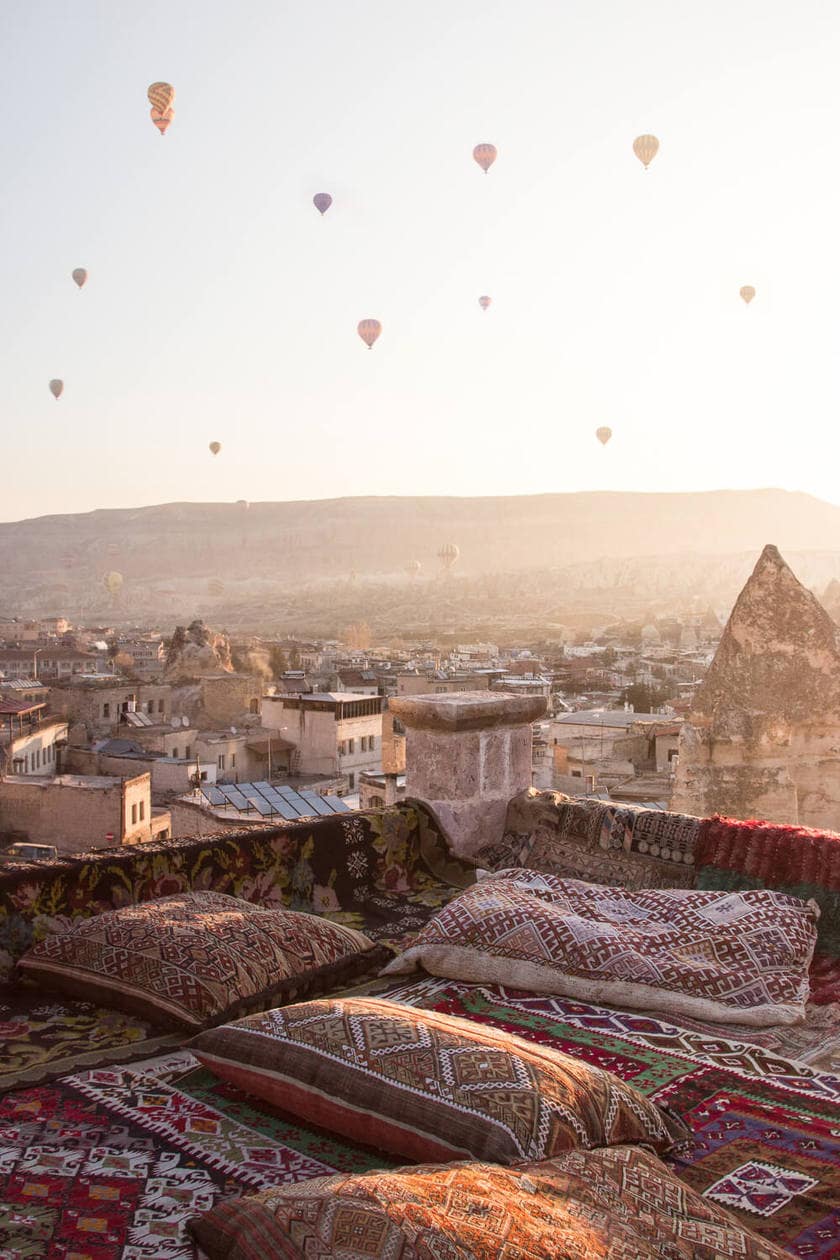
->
[596,427,612,446]
[478,295,492,310]
[72,268,87,289]
[740,285,756,305]
[473,143,497,174]
[49,379,63,400]
[357,319,382,349]
[147,82,175,112]
[209,441,221,456]
[104,571,123,597]
[632,135,659,169]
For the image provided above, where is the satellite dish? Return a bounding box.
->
[181,715,189,727]
[230,725,237,735]
[170,718,180,729]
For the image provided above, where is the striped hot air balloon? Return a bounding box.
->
[357,319,382,349]
[632,135,659,169]
[148,83,175,135]
[473,143,497,173]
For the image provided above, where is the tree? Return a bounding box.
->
[166,625,187,666]
[621,682,669,713]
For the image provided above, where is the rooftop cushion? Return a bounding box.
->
[383,870,819,1026]
[189,995,684,1166]
[17,891,388,1031]
[188,1144,788,1260]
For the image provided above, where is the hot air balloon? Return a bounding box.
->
[72,268,87,289]
[596,427,612,446]
[148,82,175,135]
[632,135,659,169]
[437,542,460,573]
[150,107,174,135]
[473,143,497,174]
[104,571,123,597]
[478,295,492,310]
[313,193,332,215]
[740,285,756,305]
[357,319,382,349]
[49,379,63,400]
[407,559,422,578]
[209,441,221,456]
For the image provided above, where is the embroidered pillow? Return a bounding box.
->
[189,1144,788,1260]
[383,871,819,1027]
[17,891,388,1031]
[190,996,683,1165]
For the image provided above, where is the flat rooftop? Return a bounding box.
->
[2,774,136,790]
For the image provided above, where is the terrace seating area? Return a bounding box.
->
[0,694,838,1258]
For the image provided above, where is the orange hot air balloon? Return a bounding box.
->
[209,441,221,456]
[478,295,492,310]
[313,193,332,215]
[473,143,497,174]
[72,268,87,289]
[49,379,63,400]
[148,82,175,112]
[150,106,174,135]
[740,285,756,305]
[357,319,382,349]
[632,135,659,169]
[596,427,612,446]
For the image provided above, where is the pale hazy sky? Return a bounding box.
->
[3,0,840,521]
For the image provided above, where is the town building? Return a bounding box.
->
[0,697,68,776]
[0,772,170,852]
[261,692,383,789]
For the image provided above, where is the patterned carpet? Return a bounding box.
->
[1,983,839,1258]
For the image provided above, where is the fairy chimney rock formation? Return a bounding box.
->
[671,544,840,829]
[821,578,840,625]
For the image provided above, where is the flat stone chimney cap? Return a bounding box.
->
[390,690,547,732]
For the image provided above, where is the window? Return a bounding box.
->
[158,699,165,713]
[348,772,355,789]
[571,770,582,778]
[147,700,154,714]
[185,744,191,759]
[131,803,138,825]
[231,753,236,769]
[172,748,178,760]
[370,734,376,750]
[218,754,225,770]
[139,801,145,821]
[348,739,355,754]
[102,703,110,719]
[338,740,346,755]
[249,698,259,715]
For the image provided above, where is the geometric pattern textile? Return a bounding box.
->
[1,977,839,1257]
[478,789,700,890]
[189,996,683,1165]
[384,871,820,1026]
[380,976,840,1256]
[188,1145,790,1260]
[17,892,388,1031]
[0,800,475,983]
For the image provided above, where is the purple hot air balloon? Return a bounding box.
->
[313,193,333,216]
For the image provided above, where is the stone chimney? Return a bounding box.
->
[389,691,547,857]
[671,544,840,828]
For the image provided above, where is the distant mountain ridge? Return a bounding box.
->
[2,489,840,623]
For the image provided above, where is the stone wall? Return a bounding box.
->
[0,773,152,852]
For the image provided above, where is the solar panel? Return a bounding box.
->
[220,786,251,811]
[203,787,226,806]
[239,783,261,798]
[253,782,274,794]
[297,791,333,817]
[271,797,302,821]
[249,797,275,817]
[321,795,351,813]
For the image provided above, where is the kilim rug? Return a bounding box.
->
[1,986,838,1258]
[382,978,840,1258]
